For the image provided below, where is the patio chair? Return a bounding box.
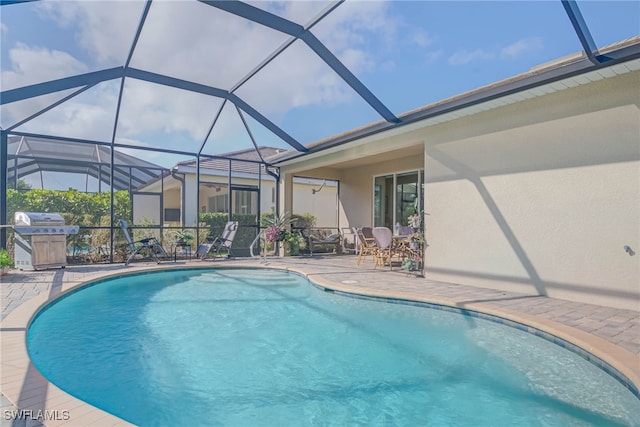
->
[356,227,378,266]
[118,219,169,265]
[398,226,413,236]
[372,226,397,269]
[196,221,238,260]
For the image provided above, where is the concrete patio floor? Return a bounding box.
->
[1,255,638,426]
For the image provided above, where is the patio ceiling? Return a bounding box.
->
[2,0,639,166]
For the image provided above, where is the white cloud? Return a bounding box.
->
[13,80,118,141]
[37,1,142,66]
[116,78,225,144]
[234,41,348,114]
[379,60,396,72]
[425,49,444,64]
[249,0,330,27]
[2,43,88,90]
[2,0,397,149]
[229,1,395,114]
[447,36,544,66]
[0,22,7,37]
[500,37,543,59]
[0,42,95,130]
[448,48,495,66]
[314,1,394,54]
[410,29,435,48]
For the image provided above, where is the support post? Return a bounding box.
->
[0,131,8,249]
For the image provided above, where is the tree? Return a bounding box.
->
[16,179,32,191]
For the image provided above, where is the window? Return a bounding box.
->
[233,189,257,215]
[164,208,180,222]
[208,194,228,213]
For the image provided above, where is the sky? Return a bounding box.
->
[1,0,639,172]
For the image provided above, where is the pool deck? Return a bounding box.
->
[1,255,639,426]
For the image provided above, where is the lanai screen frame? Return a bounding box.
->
[0,0,633,254]
[6,134,165,192]
[1,130,277,261]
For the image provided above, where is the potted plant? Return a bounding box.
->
[409,231,425,250]
[402,258,420,272]
[175,229,194,246]
[0,249,13,276]
[261,210,297,244]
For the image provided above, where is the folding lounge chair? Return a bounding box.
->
[196,221,238,260]
[119,219,169,265]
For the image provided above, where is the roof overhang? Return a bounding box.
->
[272,39,640,168]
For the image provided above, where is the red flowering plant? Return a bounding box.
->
[265,225,285,244]
[261,210,297,244]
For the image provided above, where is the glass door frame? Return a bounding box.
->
[372,169,423,230]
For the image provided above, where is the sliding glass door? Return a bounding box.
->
[374,170,423,230]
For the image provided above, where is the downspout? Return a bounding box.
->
[265,166,280,211]
[171,168,186,227]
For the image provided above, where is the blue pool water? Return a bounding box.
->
[28,268,639,426]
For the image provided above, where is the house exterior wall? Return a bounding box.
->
[277,70,639,311]
[132,193,161,224]
[292,181,339,228]
[423,71,639,310]
[163,187,181,222]
[184,174,199,226]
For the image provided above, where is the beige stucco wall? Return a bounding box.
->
[423,71,639,310]
[163,187,181,222]
[291,181,339,227]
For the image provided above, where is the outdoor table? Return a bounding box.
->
[173,242,192,262]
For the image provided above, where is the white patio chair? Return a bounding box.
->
[372,226,397,269]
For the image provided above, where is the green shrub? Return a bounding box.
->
[0,249,13,268]
[6,188,131,227]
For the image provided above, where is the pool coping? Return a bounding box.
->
[1,262,639,426]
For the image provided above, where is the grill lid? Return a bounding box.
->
[14,212,65,226]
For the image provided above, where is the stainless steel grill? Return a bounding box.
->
[13,212,79,271]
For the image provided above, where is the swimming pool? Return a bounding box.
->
[28,268,640,426]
